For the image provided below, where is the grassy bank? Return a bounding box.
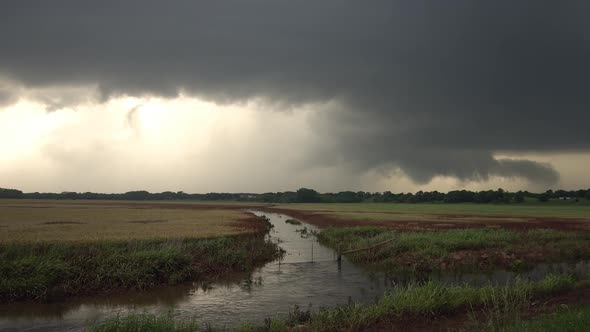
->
[90,312,199,332]
[0,233,281,302]
[89,274,587,331]
[489,305,590,332]
[0,200,283,302]
[318,227,590,272]
[272,274,579,331]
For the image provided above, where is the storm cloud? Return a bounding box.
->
[2,1,590,187]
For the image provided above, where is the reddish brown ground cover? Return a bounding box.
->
[13,199,588,235]
[259,206,590,232]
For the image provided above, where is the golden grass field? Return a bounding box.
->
[3,199,590,244]
[0,200,257,243]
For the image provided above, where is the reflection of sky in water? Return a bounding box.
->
[1,212,589,331]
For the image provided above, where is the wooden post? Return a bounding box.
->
[337,244,342,262]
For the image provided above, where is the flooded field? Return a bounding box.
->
[1,211,588,331]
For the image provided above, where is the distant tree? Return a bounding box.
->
[0,188,24,199]
[333,191,362,203]
[538,193,549,202]
[61,191,79,200]
[123,190,151,200]
[514,192,525,203]
[295,188,321,203]
[445,190,475,203]
[401,192,414,203]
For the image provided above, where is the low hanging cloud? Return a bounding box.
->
[398,154,559,185]
[2,1,589,188]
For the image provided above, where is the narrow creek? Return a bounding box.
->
[1,211,589,331]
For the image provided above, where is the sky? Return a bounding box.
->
[1,1,589,194]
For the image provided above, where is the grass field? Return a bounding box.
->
[0,200,280,302]
[267,202,590,232]
[2,198,589,310]
[273,202,590,219]
[0,200,259,243]
[267,201,590,272]
[491,305,590,332]
[318,226,590,272]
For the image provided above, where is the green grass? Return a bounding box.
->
[318,227,590,272]
[295,274,577,331]
[89,312,198,332]
[0,233,282,302]
[486,305,590,332]
[91,274,584,331]
[275,202,590,219]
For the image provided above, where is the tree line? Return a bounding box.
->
[2,187,590,203]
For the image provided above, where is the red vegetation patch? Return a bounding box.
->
[232,215,269,233]
[259,207,590,233]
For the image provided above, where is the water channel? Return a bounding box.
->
[1,211,588,331]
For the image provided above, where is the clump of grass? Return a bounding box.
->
[103,274,580,331]
[89,312,198,332]
[285,219,302,225]
[320,227,520,254]
[485,305,590,332]
[318,226,590,272]
[0,234,282,302]
[471,274,576,329]
[304,274,575,331]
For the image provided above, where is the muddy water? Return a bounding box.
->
[1,211,589,331]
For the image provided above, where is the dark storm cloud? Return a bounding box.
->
[2,0,589,185]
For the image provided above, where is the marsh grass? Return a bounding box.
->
[89,312,198,332]
[0,234,282,302]
[92,275,581,331]
[484,305,590,332]
[285,274,575,331]
[318,226,590,271]
[299,275,575,331]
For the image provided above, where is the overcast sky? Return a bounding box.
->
[1,1,589,193]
